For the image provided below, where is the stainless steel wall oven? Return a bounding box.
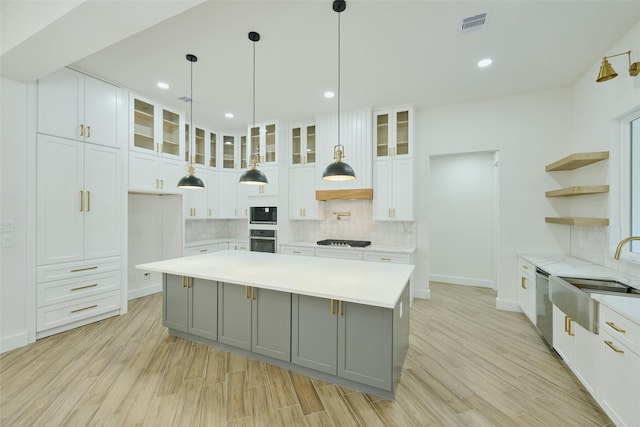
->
[249,229,277,253]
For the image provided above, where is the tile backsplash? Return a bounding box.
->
[571,225,640,277]
[185,219,248,242]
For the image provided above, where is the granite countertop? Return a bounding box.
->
[137,251,414,308]
[282,241,416,254]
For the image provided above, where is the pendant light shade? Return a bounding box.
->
[322,0,355,181]
[239,31,269,186]
[178,53,205,189]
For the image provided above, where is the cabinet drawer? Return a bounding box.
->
[37,271,120,308]
[184,244,220,256]
[316,248,364,260]
[519,258,535,274]
[37,257,121,283]
[280,246,315,256]
[37,290,121,332]
[600,304,640,355]
[364,252,411,264]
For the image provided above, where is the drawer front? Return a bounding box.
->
[315,248,364,260]
[280,246,315,257]
[37,271,120,308]
[37,291,121,332]
[600,304,640,355]
[364,252,411,264]
[37,257,121,283]
[184,244,219,256]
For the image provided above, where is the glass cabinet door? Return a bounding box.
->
[185,124,190,161]
[240,136,247,169]
[223,135,235,169]
[209,132,217,167]
[250,126,261,162]
[265,124,276,163]
[291,127,302,165]
[306,125,316,164]
[133,99,154,151]
[194,127,205,165]
[162,109,180,156]
[396,110,409,156]
[376,113,390,158]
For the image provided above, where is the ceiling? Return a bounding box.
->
[3,1,640,134]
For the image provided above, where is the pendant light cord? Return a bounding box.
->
[337,11,341,151]
[190,59,194,165]
[253,40,256,129]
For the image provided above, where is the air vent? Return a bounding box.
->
[461,12,488,34]
[178,96,192,103]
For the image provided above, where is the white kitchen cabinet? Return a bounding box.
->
[289,166,324,220]
[38,68,120,148]
[373,158,413,221]
[363,251,411,264]
[517,257,536,325]
[129,151,183,193]
[247,165,278,197]
[218,172,249,219]
[183,243,224,256]
[280,245,315,256]
[130,94,184,160]
[316,247,364,261]
[37,135,122,265]
[290,123,316,166]
[248,123,278,165]
[374,107,413,159]
[183,167,208,219]
[315,107,373,190]
[206,170,220,218]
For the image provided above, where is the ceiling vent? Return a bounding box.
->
[461,12,488,34]
[178,96,193,103]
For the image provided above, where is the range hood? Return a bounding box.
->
[315,188,373,201]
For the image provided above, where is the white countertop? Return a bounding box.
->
[137,250,414,308]
[185,238,248,248]
[282,241,416,254]
[592,294,640,326]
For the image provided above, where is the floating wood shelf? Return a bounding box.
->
[545,151,609,171]
[545,185,609,197]
[545,217,609,226]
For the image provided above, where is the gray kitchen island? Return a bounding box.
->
[137,250,414,400]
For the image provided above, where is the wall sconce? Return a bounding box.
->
[596,50,639,82]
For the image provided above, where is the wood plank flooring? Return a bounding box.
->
[0,282,613,426]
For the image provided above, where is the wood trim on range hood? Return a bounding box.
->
[315,188,373,201]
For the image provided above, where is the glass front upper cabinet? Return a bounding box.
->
[240,135,247,169]
[291,123,315,165]
[250,126,261,163]
[209,132,217,167]
[133,98,154,151]
[194,127,205,165]
[162,108,180,156]
[265,124,276,163]
[223,135,235,169]
[374,107,412,159]
[291,127,302,165]
[306,125,316,164]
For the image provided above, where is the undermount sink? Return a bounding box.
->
[560,277,640,294]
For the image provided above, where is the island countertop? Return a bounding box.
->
[137,250,414,308]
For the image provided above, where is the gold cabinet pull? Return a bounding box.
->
[604,340,624,353]
[70,304,97,314]
[521,277,527,289]
[209,208,212,216]
[245,285,249,299]
[70,283,98,291]
[87,191,91,212]
[80,124,84,136]
[86,126,91,138]
[70,266,98,273]
[292,251,301,254]
[567,318,574,336]
[606,321,626,333]
[80,190,84,211]
[251,287,256,300]
[330,299,335,315]
[564,316,569,333]
[199,249,208,253]
[381,257,392,261]
[339,300,343,316]
[522,265,529,269]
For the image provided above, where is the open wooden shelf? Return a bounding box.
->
[545,217,609,226]
[545,151,609,171]
[545,185,609,197]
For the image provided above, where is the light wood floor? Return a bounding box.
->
[1,282,613,426]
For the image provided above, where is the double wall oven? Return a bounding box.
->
[249,206,277,253]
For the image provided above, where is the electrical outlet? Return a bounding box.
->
[1,234,14,248]
[0,220,14,232]
[143,272,151,280]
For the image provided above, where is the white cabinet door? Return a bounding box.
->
[373,161,393,220]
[38,68,83,141]
[601,332,640,427]
[129,152,158,192]
[248,166,278,197]
[573,321,601,397]
[219,172,238,218]
[37,135,84,265]
[159,158,184,193]
[289,166,323,220]
[373,159,413,221]
[553,305,576,368]
[83,144,122,260]
[83,75,119,147]
[207,171,220,218]
[517,259,536,325]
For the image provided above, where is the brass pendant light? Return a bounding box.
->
[239,31,269,185]
[322,0,356,181]
[596,50,640,82]
[177,53,205,189]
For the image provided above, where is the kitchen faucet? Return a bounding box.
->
[613,236,640,259]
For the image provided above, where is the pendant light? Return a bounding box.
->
[239,31,269,185]
[177,53,205,189]
[322,0,355,181]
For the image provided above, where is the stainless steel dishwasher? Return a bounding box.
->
[535,268,553,347]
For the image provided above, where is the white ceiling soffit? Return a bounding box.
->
[0,0,205,82]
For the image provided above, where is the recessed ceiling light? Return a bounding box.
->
[157,81,170,89]
[477,58,492,68]
[324,91,335,98]
[225,112,234,118]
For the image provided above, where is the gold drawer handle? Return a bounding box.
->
[293,251,301,254]
[522,265,529,269]
[70,283,98,291]
[330,299,335,315]
[521,277,527,289]
[251,287,256,300]
[70,304,97,314]
[339,300,343,316]
[70,266,98,273]
[381,257,392,261]
[604,340,624,354]
[200,249,208,253]
[245,285,249,299]
[80,190,84,212]
[606,321,626,333]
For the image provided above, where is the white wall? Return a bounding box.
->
[429,152,494,288]
[415,88,573,309]
[0,78,33,351]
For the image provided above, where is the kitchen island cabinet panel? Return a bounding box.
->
[217,282,252,351]
[163,274,188,332]
[164,275,218,340]
[252,288,291,362]
[292,294,338,374]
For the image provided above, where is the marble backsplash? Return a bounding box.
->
[571,225,640,277]
[185,219,248,242]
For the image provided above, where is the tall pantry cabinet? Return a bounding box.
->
[36,67,125,339]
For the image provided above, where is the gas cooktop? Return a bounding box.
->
[316,239,371,248]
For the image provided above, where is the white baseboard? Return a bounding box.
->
[430,274,493,288]
[414,288,431,299]
[0,331,29,354]
[496,298,521,312]
[128,282,162,300]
